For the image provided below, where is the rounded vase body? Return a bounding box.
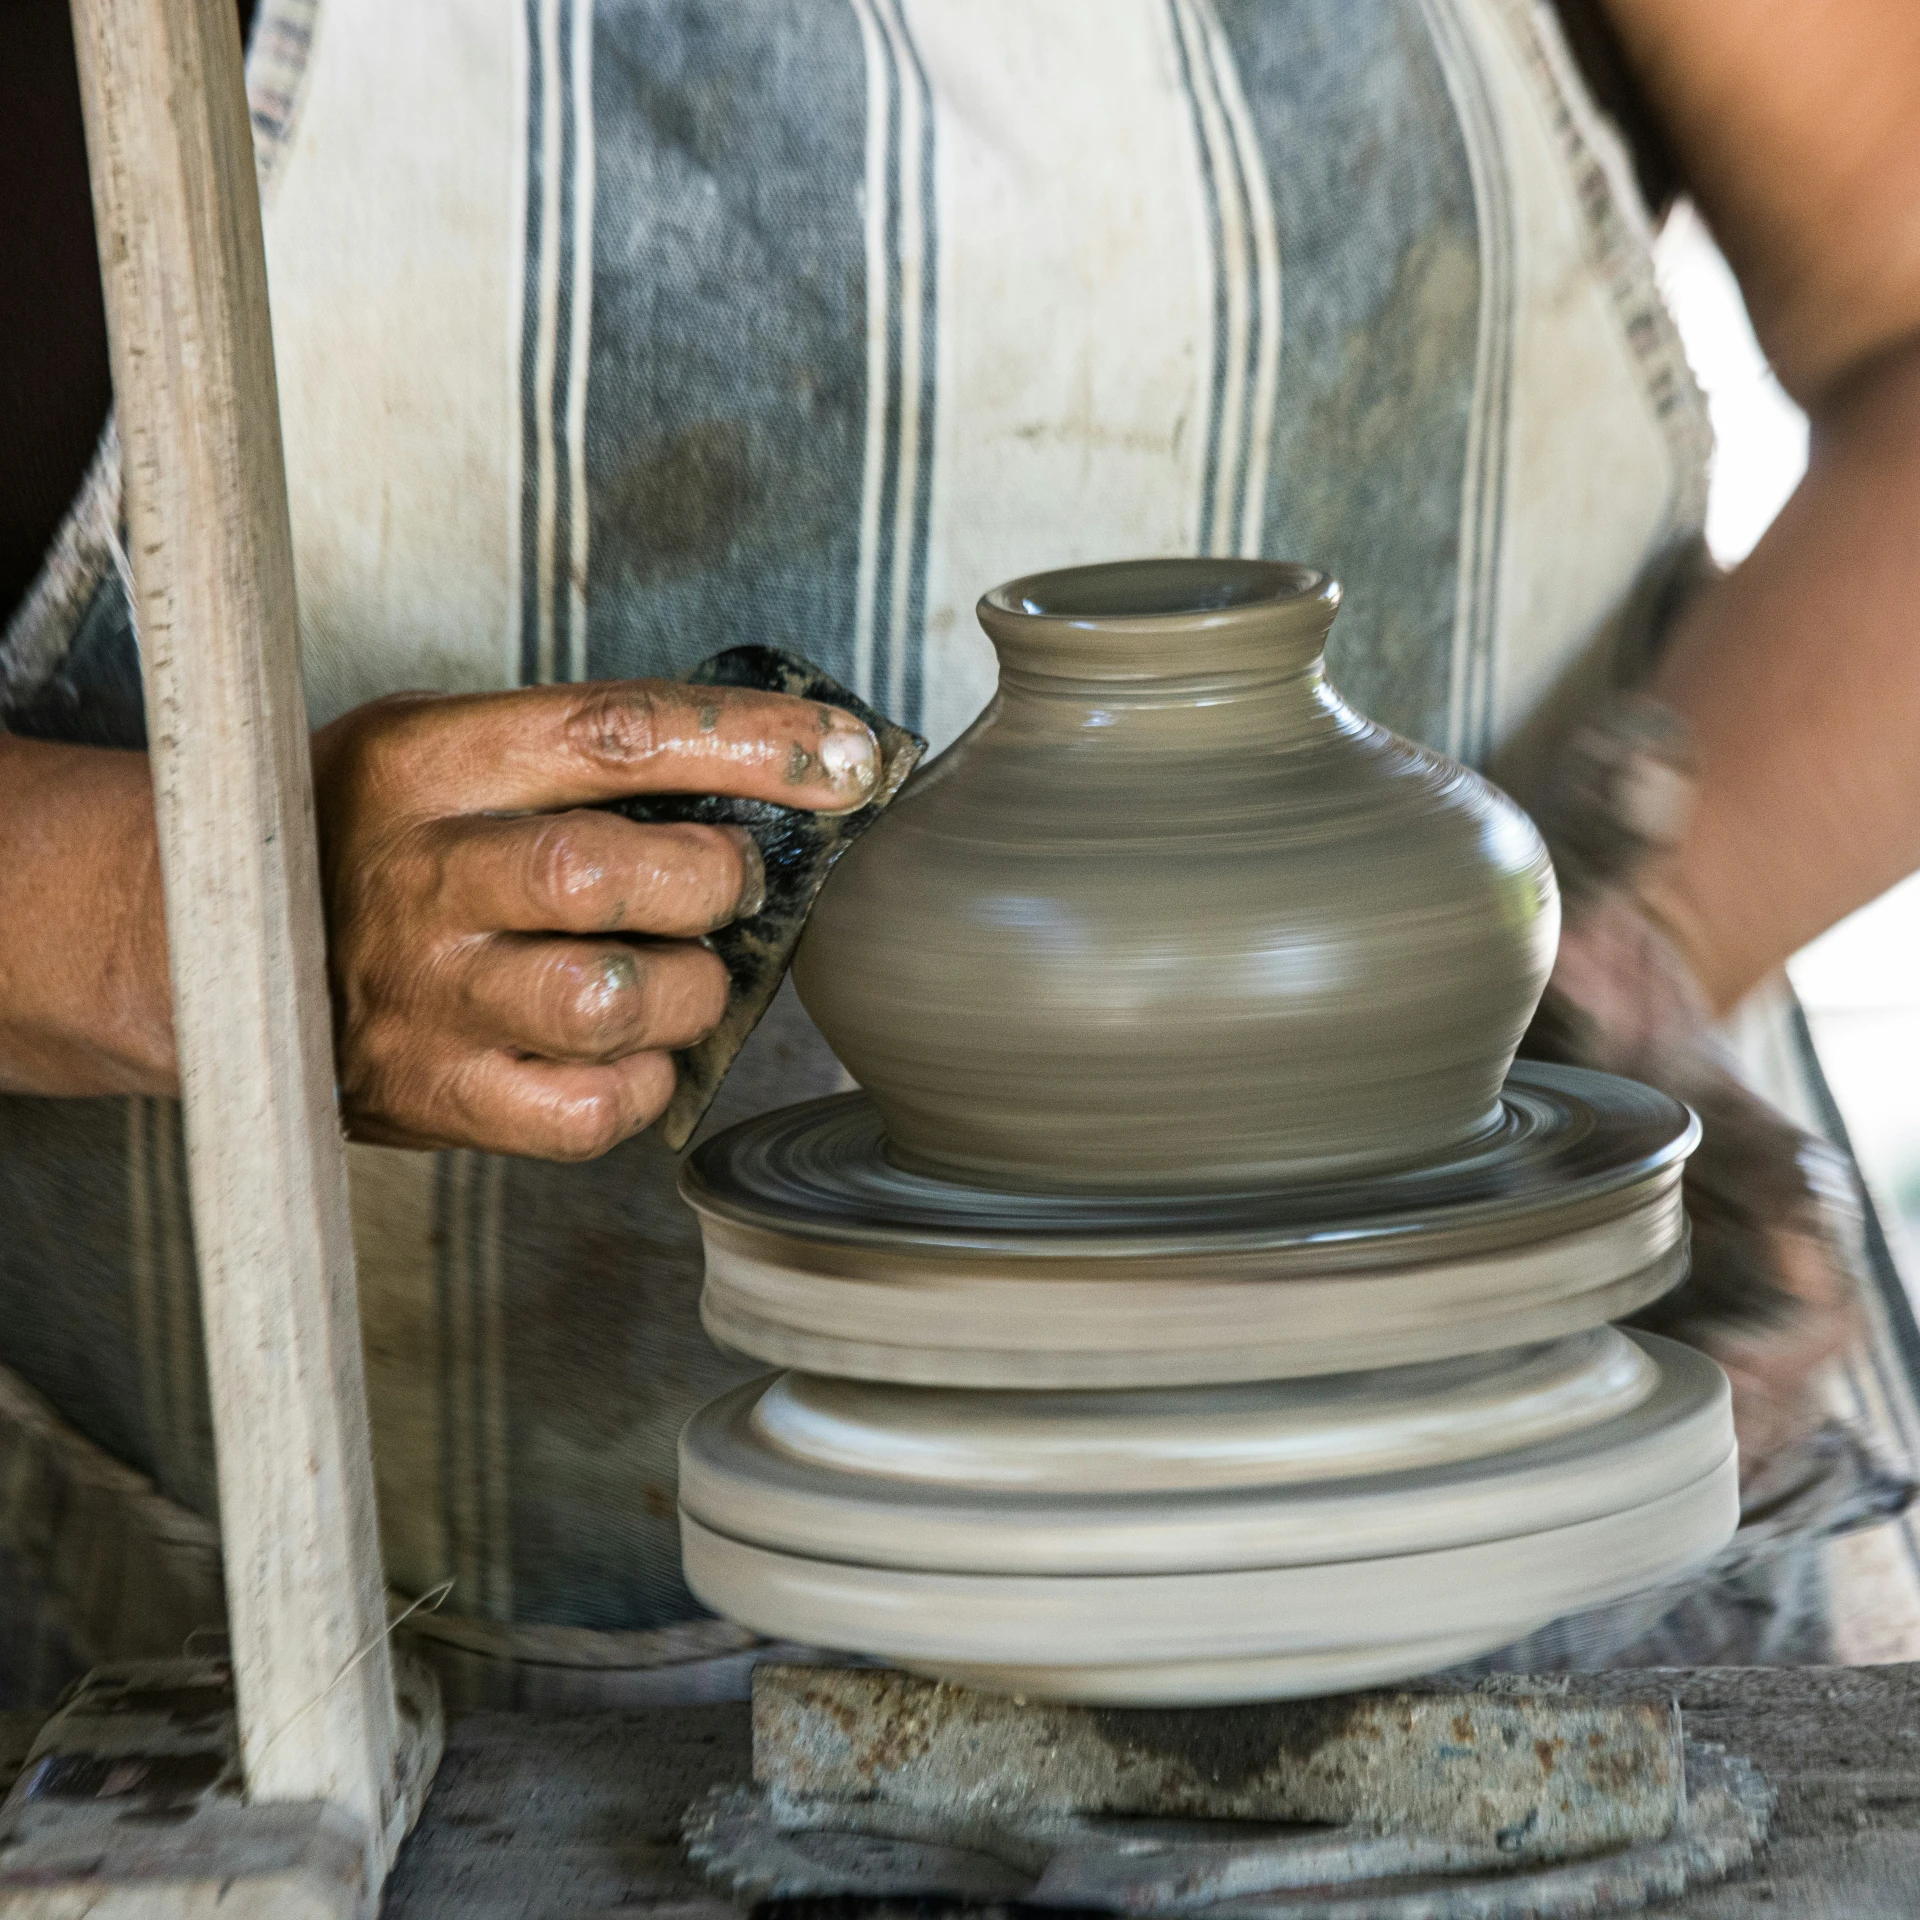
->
[792,559,1559,1193]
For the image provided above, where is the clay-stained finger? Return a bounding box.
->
[453,934,728,1062]
[419,1047,679,1160]
[428,812,764,937]
[336,680,880,817]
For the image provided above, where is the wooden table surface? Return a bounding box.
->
[368,1663,1920,1918]
[6,1664,1915,1914]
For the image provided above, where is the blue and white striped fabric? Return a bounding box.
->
[13,0,1859,1696]
[240,0,1711,768]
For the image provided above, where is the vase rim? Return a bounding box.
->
[981,557,1339,628]
[976,559,1341,687]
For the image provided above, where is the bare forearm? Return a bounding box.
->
[0,734,174,1094]
[1590,0,1920,1010]
[1601,0,1920,409]
[1642,339,1920,1013]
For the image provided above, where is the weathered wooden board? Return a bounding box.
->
[67,0,414,1869]
[0,1655,440,1918]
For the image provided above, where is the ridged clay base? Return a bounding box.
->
[679,1331,1738,1703]
[682,1063,1699,1388]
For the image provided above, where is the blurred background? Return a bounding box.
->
[1656,204,1920,1309]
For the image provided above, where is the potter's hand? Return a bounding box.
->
[310,681,879,1158]
[1521,699,1861,1485]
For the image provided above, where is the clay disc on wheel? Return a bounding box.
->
[682,1062,1698,1387]
[677,1332,1739,1702]
[680,1463,1737,1704]
[679,1329,1729,1574]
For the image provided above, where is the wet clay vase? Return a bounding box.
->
[792,559,1559,1194]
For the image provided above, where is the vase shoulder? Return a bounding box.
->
[793,561,1557,1194]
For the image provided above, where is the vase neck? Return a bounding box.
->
[975,559,1343,739]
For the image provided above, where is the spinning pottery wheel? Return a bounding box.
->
[678,560,1737,1703]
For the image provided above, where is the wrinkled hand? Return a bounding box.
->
[1521,698,1862,1485]
[310,680,879,1159]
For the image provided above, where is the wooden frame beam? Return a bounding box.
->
[66,0,412,1865]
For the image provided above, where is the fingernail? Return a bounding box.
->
[817,715,879,797]
[732,831,767,919]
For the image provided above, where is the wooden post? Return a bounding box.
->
[67,0,403,1853]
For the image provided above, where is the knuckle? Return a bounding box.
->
[565,684,666,769]
[552,947,643,1056]
[370,823,443,911]
[336,692,438,783]
[548,1092,637,1163]
[526,817,610,913]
